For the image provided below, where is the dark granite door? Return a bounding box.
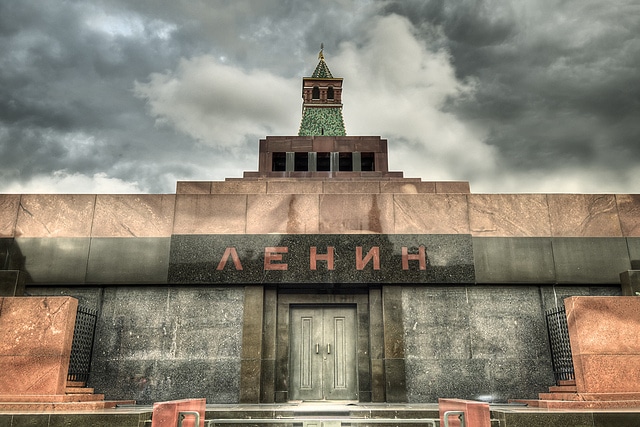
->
[289,306,358,401]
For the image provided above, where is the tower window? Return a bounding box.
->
[272,152,286,171]
[312,86,320,100]
[294,152,309,171]
[317,152,331,171]
[361,152,375,171]
[327,87,334,100]
[339,152,353,171]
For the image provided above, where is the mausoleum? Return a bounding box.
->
[1,49,640,410]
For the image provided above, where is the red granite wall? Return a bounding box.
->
[566,296,640,393]
[0,296,78,396]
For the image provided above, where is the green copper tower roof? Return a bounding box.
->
[312,49,334,78]
[298,107,346,136]
[298,47,346,136]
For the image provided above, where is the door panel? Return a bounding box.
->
[290,306,357,401]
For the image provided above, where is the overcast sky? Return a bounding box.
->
[1,0,639,194]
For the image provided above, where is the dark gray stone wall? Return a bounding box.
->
[27,285,244,404]
[402,284,621,403]
[27,283,622,404]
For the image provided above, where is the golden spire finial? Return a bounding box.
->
[318,43,325,60]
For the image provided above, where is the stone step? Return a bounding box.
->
[539,392,583,401]
[65,386,95,394]
[0,400,134,412]
[537,399,640,409]
[66,380,87,388]
[0,394,106,403]
[509,399,541,408]
[539,392,640,402]
[548,385,577,393]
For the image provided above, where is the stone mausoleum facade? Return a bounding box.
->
[1,51,639,405]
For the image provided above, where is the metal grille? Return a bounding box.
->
[68,305,98,383]
[546,305,575,383]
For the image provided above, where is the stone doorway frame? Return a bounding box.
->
[239,286,407,403]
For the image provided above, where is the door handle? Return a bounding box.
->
[327,344,331,354]
[316,343,319,354]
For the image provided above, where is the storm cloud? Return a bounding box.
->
[1,0,638,193]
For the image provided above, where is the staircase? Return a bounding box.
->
[0,380,135,412]
[512,380,640,409]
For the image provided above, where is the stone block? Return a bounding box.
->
[593,412,640,427]
[0,195,19,238]
[239,359,261,403]
[0,238,23,271]
[616,194,640,237]
[566,296,640,393]
[0,271,25,296]
[246,194,319,234]
[467,286,549,360]
[394,194,469,234]
[620,270,640,296]
[90,287,243,404]
[380,181,436,194]
[86,237,170,283]
[384,358,407,402]
[402,286,471,359]
[552,238,630,284]
[383,286,404,359]
[211,181,266,194]
[438,398,491,427]
[0,297,78,396]
[406,358,490,402]
[485,358,555,400]
[260,359,275,403]
[628,238,640,269]
[151,398,205,427]
[370,359,385,402]
[173,194,247,234]
[15,194,95,237]
[473,237,556,283]
[170,233,474,284]
[323,181,381,194]
[240,286,263,360]
[495,412,593,427]
[435,181,471,194]
[469,194,551,237]
[438,398,490,427]
[14,237,90,284]
[176,181,211,194]
[548,194,623,237]
[92,195,175,237]
[267,180,323,194]
[319,194,393,233]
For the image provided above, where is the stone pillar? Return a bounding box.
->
[382,286,407,402]
[260,288,277,402]
[369,288,385,402]
[239,286,264,403]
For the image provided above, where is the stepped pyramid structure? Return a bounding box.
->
[1,47,640,419]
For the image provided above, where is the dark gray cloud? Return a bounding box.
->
[0,0,638,193]
[381,0,640,190]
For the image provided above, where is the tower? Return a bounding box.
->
[247,46,398,179]
[298,46,346,136]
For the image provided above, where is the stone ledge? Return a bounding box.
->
[0,394,105,402]
[0,400,135,412]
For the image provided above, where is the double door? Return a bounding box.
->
[289,306,358,401]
